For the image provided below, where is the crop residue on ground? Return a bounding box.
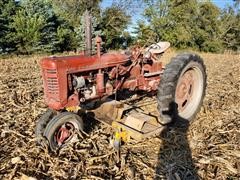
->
[0,52,239,179]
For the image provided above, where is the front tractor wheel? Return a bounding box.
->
[44,112,83,151]
[36,111,83,151]
[157,53,206,124]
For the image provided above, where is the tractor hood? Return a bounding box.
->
[41,53,130,73]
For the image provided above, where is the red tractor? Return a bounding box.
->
[36,36,206,151]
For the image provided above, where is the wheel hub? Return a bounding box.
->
[55,122,75,145]
[176,70,195,111]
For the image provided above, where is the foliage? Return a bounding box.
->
[50,0,102,28]
[12,0,60,54]
[0,0,239,54]
[136,0,239,52]
[48,0,102,52]
[193,1,223,52]
[0,0,17,53]
[220,1,240,51]
[142,0,199,48]
[100,6,131,49]
[133,21,156,46]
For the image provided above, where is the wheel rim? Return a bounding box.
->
[52,119,80,147]
[55,122,76,146]
[175,65,203,119]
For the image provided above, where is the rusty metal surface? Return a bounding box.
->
[92,100,132,125]
[124,112,157,132]
[113,121,165,141]
[41,53,130,73]
[40,38,165,111]
[56,122,75,145]
[84,10,92,56]
[92,99,164,141]
[175,69,195,112]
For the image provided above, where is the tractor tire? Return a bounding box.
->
[43,112,83,151]
[35,109,57,147]
[157,53,206,124]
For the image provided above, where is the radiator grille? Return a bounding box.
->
[45,69,59,95]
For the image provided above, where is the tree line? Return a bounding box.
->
[0,0,131,54]
[135,0,240,53]
[0,0,239,55]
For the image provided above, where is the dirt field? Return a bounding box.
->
[0,51,239,180]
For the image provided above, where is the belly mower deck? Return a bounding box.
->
[89,100,165,142]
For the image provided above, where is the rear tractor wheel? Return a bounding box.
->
[36,111,83,151]
[157,53,206,124]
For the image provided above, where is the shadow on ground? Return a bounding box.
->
[155,103,199,180]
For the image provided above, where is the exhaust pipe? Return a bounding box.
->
[84,10,92,56]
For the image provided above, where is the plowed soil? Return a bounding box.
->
[0,52,239,180]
